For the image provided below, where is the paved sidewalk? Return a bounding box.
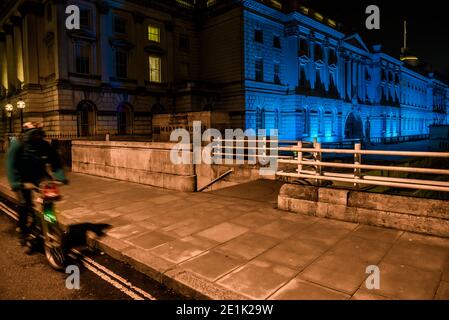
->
[0,165,449,300]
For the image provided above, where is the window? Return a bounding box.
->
[314,44,323,61]
[149,56,161,83]
[255,58,263,82]
[381,69,387,81]
[78,101,96,137]
[298,37,309,56]
[273,36,281,49]
[274,63,281,84]
[179,34,190,50]
[180,62,190,79]
[80,9,91,28]
[328,48,337,65]
[148,25,160,42]
[114,16,127,34]
[115,50,128,78]
[75,43,90,74]
[117,103,132,135]
[254,29,263,43]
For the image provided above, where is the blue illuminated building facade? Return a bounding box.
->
[241,0,449,142]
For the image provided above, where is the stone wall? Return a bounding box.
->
[72,140,196,192]
[278,184,449,238]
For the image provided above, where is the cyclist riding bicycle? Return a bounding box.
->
[6,122,68,245]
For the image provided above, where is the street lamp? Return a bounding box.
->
[17,99,26,131]
[5,103,13,134]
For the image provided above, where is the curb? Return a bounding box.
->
[0,186,247,300]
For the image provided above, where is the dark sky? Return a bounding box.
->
[300,0,449,74]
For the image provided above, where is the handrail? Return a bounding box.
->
[212,138,449,193]
[197,169,234,192]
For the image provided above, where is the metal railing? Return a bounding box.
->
[212,137,449,192]
[277,141,449,192]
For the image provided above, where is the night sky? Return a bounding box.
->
[300,0,449,75]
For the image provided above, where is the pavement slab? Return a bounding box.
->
[374,262,441,300]
[126,231,177,250]
[270,278,350,300]
[256,239,329,270]
[435,282,449,300]
[329,234,393,264]
[299,252,370,295]
[214,232,280,260]
[383,241,449,272]
[217,261,296,300]
[196,222,249,243]
[180,251,244,282]
[151,239,205,264]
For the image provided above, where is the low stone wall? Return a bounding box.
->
[72,140,196,192]
[278,184,449,238]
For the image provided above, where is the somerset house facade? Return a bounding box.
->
[0,0,448,144]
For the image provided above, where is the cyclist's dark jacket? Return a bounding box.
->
[6,129,66,190]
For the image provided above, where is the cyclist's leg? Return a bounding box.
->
[16,189,33,239]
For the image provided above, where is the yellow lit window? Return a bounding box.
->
[314,12,324,21]
[270,0,282,10]
[148,25,160,42]
[149,56,161,83]
[300,6,309,15]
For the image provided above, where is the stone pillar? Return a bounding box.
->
[284,24,299,91]
[55,1,69,80]
[11,16,25,86]
[133,12,146,88]
[346,57,352,100]
[4,23,16,92]
[0,33,8,94]
[22,13,40,86]
[98,2,111,84]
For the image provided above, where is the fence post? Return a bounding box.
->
[314,140,322,186]
[354,143,362,189]
[297,141,303,174]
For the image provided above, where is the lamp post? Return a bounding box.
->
[5,103,13,134]
[17,99,26,131]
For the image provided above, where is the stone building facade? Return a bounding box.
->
[0,0,448,143]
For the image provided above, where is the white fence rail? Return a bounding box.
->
[212,138,449,193]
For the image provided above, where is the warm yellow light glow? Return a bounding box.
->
[300,6,309,15]
[400,56,418,61]
[149,56,161,83]
[17,100,26,109]
[5,103,13,112]
[148,25,160,42]
[314,12,324,21]
[270,0,282,10]
[327,19,336,28]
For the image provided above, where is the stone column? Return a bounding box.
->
[4,23,16,92]
[21,13,40,86]
[284,23,299,91]
[11,16,25,86]
[133,12,146,88]
[98,2,111,84]
[54,0,69,80]
[0,33,8,94]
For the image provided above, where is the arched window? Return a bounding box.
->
[117,103,133,135]
[77,101,96,137]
